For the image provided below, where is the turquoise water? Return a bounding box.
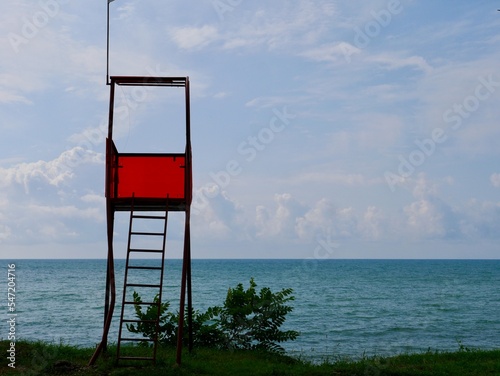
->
[4,259,500,359]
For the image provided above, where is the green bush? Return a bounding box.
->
[127,278,299,353]
[212,278,299,352]
[126,292,224,348]
[126,291,176,345]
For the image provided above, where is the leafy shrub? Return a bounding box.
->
[126,292,176,345]
[126,292,224,347]
[127,278,299,353]
[212,278,299,352]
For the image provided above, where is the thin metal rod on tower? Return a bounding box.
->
[106,0,114,85]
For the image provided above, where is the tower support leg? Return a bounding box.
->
[176,209,192,365]
[89,203,116,366]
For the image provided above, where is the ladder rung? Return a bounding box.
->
[132,215,166,219]
[128,248,164,253]
[119,337,155,342]
[122,319,157,323]
[127,266,162,270]
[124,301,159,305]
[118,356,155,361]
[125,283,161,288]
[130,231,165,236]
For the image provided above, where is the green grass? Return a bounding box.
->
[1,340,499,375]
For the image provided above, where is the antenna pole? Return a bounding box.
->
[106,0,111,85]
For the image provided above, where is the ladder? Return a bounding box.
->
[116,201,168,363]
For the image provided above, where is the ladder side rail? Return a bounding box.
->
[153,199,169,363]
[116,197,136,360]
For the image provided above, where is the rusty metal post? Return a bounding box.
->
[89,201,116,365]
[186,216,193,353]
[176,210,192,365]
[176,76,193,365]
[89,79,117,366]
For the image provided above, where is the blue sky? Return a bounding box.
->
[1,0,500,259]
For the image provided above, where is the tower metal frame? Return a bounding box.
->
[89,75,193,366]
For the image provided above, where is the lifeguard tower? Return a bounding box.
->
[89,4,193,366]
[89,76,193,366]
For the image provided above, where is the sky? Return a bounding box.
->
[1,0,500,259]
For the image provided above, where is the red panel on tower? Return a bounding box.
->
[111,154,186,199]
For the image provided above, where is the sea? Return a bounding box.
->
[4,259,500,360]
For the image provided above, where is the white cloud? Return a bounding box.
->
[213,91,228,99]
[193,191,389,244]
[367,53,433,73]
[289,171,371,186]
[295,198,333,240]
[115,4,136,20]
[27,204,103,222]
[458,199,500,239]
[0,148,105,245]
[404,199,446,238]
[401,174,460,239]
[170,2,337,53]
[295,198,359,240]
[69,45,105,79]
[255,193,305,239]
[0,148,103,193]
[0,89,31,104]
[490,173,500,188]
[245,95,309,109]
[0,224,12,241]
[80,193,105,205]
[192,186,245,239]
[0,199,105,245]
[412,173,439,199]
[170,25,219,50]
[195,179,500,246]
[358,206,385,240]
[301,42,361,63]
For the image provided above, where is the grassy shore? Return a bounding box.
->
[1,340,499,375]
